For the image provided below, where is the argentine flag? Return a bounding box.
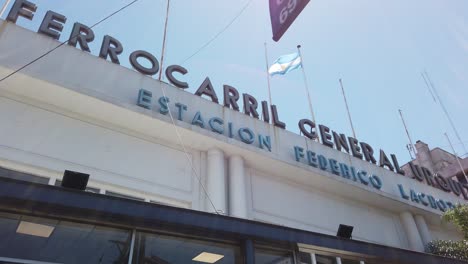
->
[268,52,302,76]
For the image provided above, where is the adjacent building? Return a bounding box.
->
[402,140,468,184]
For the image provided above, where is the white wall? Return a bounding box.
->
[0,19,464,212]
[429,224,464,242]
[0,20,465,251]
[248,169,409,248]
[0,96,200,209]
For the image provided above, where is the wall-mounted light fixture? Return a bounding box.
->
[337,224,353,239]
[61,170,89,191]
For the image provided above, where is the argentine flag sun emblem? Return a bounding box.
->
[268,52,302,76]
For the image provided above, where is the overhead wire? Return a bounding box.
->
[180,0,253,65]
[168,0,256,213]
[158,84,221,215]
[0,0,222,213]
[0,0,140,83]
[421,71,468,156]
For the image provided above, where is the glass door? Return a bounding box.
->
[297,251,367,264]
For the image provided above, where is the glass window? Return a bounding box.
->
[0,167,48,184]
[298,251,313,264]
[315,254,338,264]
[457,174,467,184]
[132,231,241,264]
[55,180,100,194]
[150,200,171,206]
[341,259,361,264]
[0,212,131,264]
[255,248,294,264]
[106,191,145,201]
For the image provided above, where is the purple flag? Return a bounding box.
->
[270,0,310,42]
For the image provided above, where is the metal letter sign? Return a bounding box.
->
[270,0,310,42]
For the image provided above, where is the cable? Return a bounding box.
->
[423,71,468,156]
[421,72,437,102]
[0,0,221,213]
[0,0,140,83]
[438,140,468,149]
[180,0,253,65]
[158,83,221,215]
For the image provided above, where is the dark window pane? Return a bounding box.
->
[0,213,131,264]
[133,232,241,264]
[0,167,48,184]
[150,200,170,206]
[456,174,467,184]
[55,180,100,193]
[298,251,313,264]
[106,191,145,201]
[316,254,338,264]
[255,248,293,264]
[341,259,361,264]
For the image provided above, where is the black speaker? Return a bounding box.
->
[337,224,353,239]
[61,170,89,191]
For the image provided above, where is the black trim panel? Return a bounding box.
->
[0,178,465,264]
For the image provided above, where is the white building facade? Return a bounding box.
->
[0,2,466,263]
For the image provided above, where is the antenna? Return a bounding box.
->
[444,133,468,182]
[422,71,468,157]
[399,109,417,159]
[420,72,436,102]
[406,144,414,160]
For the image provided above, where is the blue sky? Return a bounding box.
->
[3,0,468,163]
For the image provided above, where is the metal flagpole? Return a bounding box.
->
[339,78,356,139]
[0,0,12,18]
[296,45,317,139]
[158,0,170,81]
[264,42,272,106]
[444,132,468,182]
